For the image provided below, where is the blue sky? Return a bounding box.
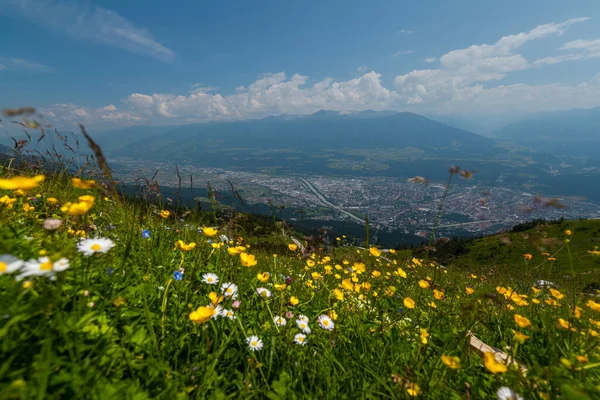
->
[1,0,600,131]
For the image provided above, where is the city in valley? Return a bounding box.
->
[112,158,600,239]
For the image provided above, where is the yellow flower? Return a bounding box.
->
[113,296,127,307]
[211,242,224,249]
[311,272,322,280]
[418,280,430,289]
[523,253,533,260]
[0,195,17,208]
[288,243,298,251]
[72,177,96,189]
[389,249,396,254]
[22,203,34,212]
[404,297,415,309]
[369,247,381,257]
[394,267,407,278]
[385,286,396,296]
[240,252,257,267]
[189,306,216,324]
[564,229,573,236]
[341,279,354,291]
[208,292,224,305]
[306,260,315,268]
[328,309,338,320]
[514,314,531,328]
[46,197,58,204]
[333,288,344,301]
[406,383,421,397]
[496,286,507,295]
[160,210,170,218]
[420,328,429,344]
[590,318,600,327]
[257,272,270,282]
[174,240,196,251]
[531,287,541,294]
[441,355,461,369]
[202,227,218,237]
[0,175,44,191]
[574,306,583,319]
[274,283,287,291]
[549,288,564,300]
[289,296,299,306]
[22,281,32,289]
[353,262,366,274]
[557,318,570,329]
[429,301,437,308]
[227,247,240,256]
[236,245,247,253]
[61,201,93,216]
[433,289,444,300]
[586,299,600,312]
[465,287,475,295]
[513,330,530,343]
[484,352,507,374]
[576,355,589,363]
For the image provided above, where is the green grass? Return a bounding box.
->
[441,219,600,288]
[1,167,600,399]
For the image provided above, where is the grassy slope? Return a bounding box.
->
[445,219,600,287]
[1,168,600,399]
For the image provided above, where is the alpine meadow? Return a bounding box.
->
[2,1,600,399]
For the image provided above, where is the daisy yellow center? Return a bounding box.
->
[0,262,6,273]
[207,278,213,282]
[298,337,304,342]
[251,341,258,346]
[324,320,330,326]
[40,261,54,271]
[301,323,306,328]
[91,244,102,251]
[226,288,232,293]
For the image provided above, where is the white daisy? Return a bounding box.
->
[294,333,307,346]
[212,305,223,319]
[256,287,272,298]
[0,255,24,275]
[317,314,335,331]
[221,309,236,320]
[77,238,115,256]
[297,314,309,324]
[296,319,311,334]
[246,335,263,351]
[221,282,238,299]
[273,316,287,327]
[202,273,219,285]
[16,257,70,280]
[496,387,524,400]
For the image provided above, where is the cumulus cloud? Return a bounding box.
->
[0,57,54,72]
[424,57,437,63]
[0,0,175,62]
[33,17,600,129]
[394,17,590,107]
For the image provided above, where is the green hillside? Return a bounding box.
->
[437,219,600,288]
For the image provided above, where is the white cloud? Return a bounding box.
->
[0,57,53,72]
[424,57,436,63]
[394,17,589,107]
[33,17,600,129]
[0,0,175,62]
[398,29,414,34]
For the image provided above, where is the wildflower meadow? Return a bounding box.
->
[1,149,600,399]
